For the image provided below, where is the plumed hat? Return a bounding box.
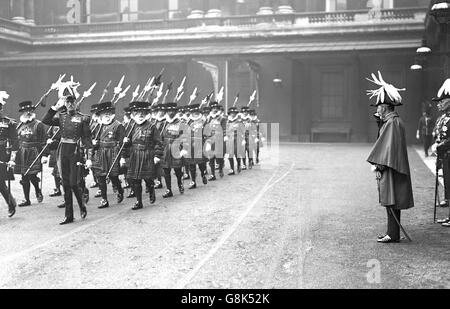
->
[0,91,10,106]
[433,79,450,102]
[366,71,405,106]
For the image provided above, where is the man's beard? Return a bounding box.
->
[100,114,115,125]
[133,115,147,125]
[20,113,36,123]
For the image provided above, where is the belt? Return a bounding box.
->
[20,141,41,148]
[132,144,149,151]
[100,141,118,148]
[61,138,78,144]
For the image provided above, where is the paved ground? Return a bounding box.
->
[0,143,449,289]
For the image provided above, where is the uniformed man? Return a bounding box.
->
[240,106,253,170]
[433,79,450,226]
[14,101,47,207]
[366,71,414,243]
[90,101,125,209]
[161,102,185,198]
[42,91,92,225]
[249,109,262,165]
[225,106,245,175]
[179,106,191,181]
[124,101,163,210]
[204,102,225,180]
[121,106,133,193]
[0,92,18,218]
[186,104,208,189]
[152,104,166,190]
[89,107,101,189]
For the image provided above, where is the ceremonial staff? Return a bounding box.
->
[434,155,440,223]
[23,128,61,177]
[106,122,136,179]
[111,75,125,102]
[98,80,112,103]
[16,74,66,130]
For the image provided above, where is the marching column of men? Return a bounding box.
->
[0,93,263,225]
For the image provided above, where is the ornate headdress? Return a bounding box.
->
[366,71,405,106]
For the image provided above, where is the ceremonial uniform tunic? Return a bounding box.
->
[205,116,226,159]
[161,118,184,169]
[226,118,245,158]
[42,109,92,187]
[437,114,450,200]
[0,116,18,181]
[91,120,125,177]
[187,117,207,165]
[126,120,163,180]
[15,119,46,175]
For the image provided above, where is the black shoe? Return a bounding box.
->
[202,175,208,185]
[183,173,190,180]
[163,190,173,198]
[94,190,102,198]
[123,182,131,189]
[377,235,399,243]
[242,165,247,170]
[36,191,43,203]
[49,189,62,197]
[8,198,16,218]
[208,175,216,181]
[149,187,156,204]
[132,202,143,210]
[127,190,136,198]
[237,166,242,173]
[80,208,87,220]
[154,182,163,189]
[60,217,74,225]
[179,185,184,194]
[188,182,197,189]
[228,170,235,176]
[98,199,109,209]
[437,218,450,224]
[256,158,259,164]
[57,203,65,209]
[439,201,449,207]
[90,182,98,188]
[219,169,224,178]
[117,192,124,204]
[83,188,89,204]
[18,200,31,207]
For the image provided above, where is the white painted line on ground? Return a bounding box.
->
[413,146,443,186]
[175,163,295,289]
[0,210,128,265]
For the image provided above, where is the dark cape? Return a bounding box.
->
[367,112,414,210]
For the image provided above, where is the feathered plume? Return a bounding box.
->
[0,91,10,105]
[366,71,405,105]
[437,79,450,100]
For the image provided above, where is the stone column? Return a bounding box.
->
[24,0,35,25]
[276,0,294,14]
[257,0,274,15]
[11,0,25,23]
[187,0,204,19]
[205,0,221,18]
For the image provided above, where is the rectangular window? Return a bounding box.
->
[121,0,138,21]
[326,0,347,11]
[320,72,345,119]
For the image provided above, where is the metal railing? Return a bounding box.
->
[1,7,427,38]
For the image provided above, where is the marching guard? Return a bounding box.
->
[160,102,185,198]
[124,101,163,210]
[90,101,125,209]
[249,109,261,165]
[15,101,47,207]
[153,104,166,190]
[204,102,225,180]
[42,90,92,225]
[0,92,18,218]
[225,106,244,175]
[186,104,208,189]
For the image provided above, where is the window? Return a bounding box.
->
[326,0,347,11]
[320,72,345,119]
[121,0,138,21]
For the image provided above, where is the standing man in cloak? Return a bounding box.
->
[366,71,414,243]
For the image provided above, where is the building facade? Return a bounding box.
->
[0,0,430,142]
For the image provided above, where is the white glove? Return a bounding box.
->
[180,149,188,158]
[224,136,229,142]
[85,159,92,169]
[432,143,438,153]
[7,161,15,168]
[255,138,259,143]
[370,165,377,173]
[92,140,98,146]
[416,130,420,140]
[46,138,54,145]
[41,156,48,165]
[205,143,211,152]
[241,140,246,146]
[120,158,126,167]
[123,137,129,144]
[154,157,160,165]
